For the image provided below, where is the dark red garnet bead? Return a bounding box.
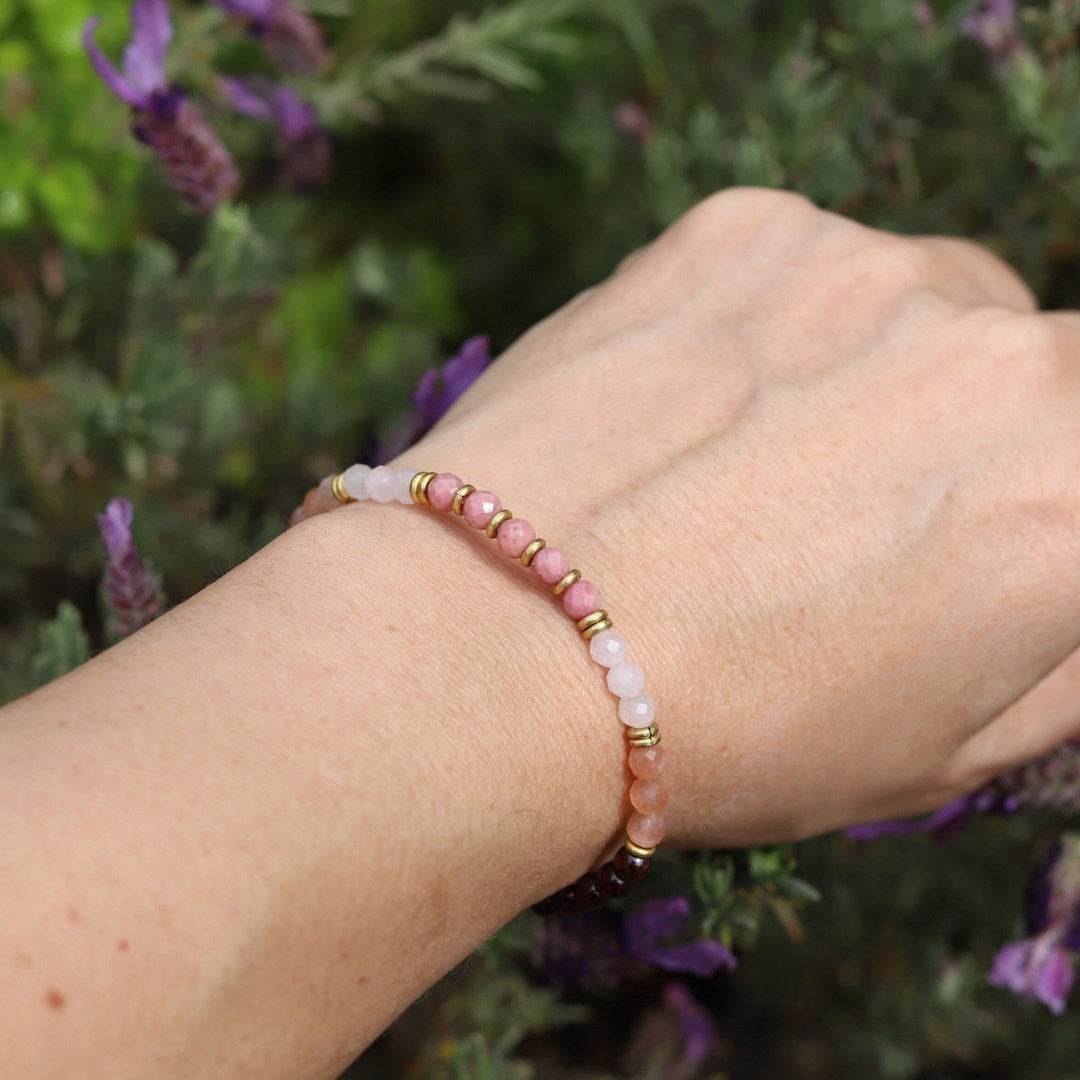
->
[614,846,652,882]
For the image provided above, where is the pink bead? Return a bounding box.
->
[618,693,655,728]
[630,779,669,814]
[607,661,645,699]
[302,480,337,516]
[562,580,601,619]
[463,490,501,528]
[628,745,667,780]
[627,812,666,849]
[496,518,536,558]
[289,506,306,527]
[428,472,463,512]
[531,546,570,585]
[589,629,628,667]
[367,465,396,503]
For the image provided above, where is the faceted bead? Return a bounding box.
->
[288,506,306,527]
[576,873,604,909]
[628,744,668,781]
[463,490,501,528]
[627,812,666,849]
[531,546,570,585]
[618,693,655,728]
[562,580,601,619]
[589,629,628,668]
[366,465,396,503]
[392,467,415,504]
[496,518,536,558]
[302,481,336,516]
[630,778,669,814]
[613,846,652,882]
[607,661,645,699]
[342,463,372,500]
[427,472,463,512]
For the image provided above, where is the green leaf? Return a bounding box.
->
[31,600,91,689]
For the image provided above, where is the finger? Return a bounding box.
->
[910,235,1037,313]
[947,645,1080,787]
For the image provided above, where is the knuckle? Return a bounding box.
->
[667,186,821,247]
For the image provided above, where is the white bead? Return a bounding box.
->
[392,467,415,504]
[589,629,628,668]
[607,661,645,699]
[342,464,372,500]
[619,693,656,728]
[367,465,396,503]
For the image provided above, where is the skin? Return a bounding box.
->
[2,188,1080,1076]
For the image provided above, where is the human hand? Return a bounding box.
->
[409,188,1080,849]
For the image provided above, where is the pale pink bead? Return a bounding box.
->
[630,778,669,814]
[289,506,306,527]
[392,467,416,504]
[496,518,536,558]
[618,693,655,728]
[342,463,372,500]
[627,812,666,848]
[302,480,337,516]
[562,580,601,619]
[628,744,668,780]
[607,661,645,699]
[366,465,396,503]
[427,472,463,512]
[463,490,501,528]
[589,629,627,668]
[531,546,570,585]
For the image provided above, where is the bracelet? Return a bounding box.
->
[290,463,669,914]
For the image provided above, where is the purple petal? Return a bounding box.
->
[663,983,719,1067]
[411,334,491,425]
[221,76,274,120]
[269,84,316,141]
[624,896,691,953]
[212,0,280,18]
[644,940,738,978]
[1033,945,1074,1015]
[121,0,171,99]
[97,497,134,562]
[83,16,142,106]
[846,794,977,842]
[988,941,1033,994]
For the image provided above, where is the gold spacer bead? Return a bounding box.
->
[627,723,661,747]
[451,484,476,515]
[331,472,352,504]
[624,839,657,859]
[520,539,546,567]
[577,610,608,632]
[581,618,613,640]
[485,509,513,539]
[411,471,437,505]
[553,569,581,596]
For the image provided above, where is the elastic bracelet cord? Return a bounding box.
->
[290,463,669,914]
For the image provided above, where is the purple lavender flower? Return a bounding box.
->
[83,0,239,212]
[961,0,1021,69]
[97,497,162,639]
[211,0,328,75]
[221,77,331,189]
[989,834,1080,1014]
[663,982,721,1070]
[624,897,737,977]
[376,335,493,463]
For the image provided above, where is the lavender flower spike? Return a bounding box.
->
[211,0,327,75]
[989,833,1080,1014]
[222,77,331,189]
[84,0,239,212]
[97,497,162,640]
[961,0,1021,69]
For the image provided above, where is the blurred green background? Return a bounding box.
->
[4,0,1080,1075]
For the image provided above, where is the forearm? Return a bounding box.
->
[0,502,626,1077]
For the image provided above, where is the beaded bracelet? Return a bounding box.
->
[290,463,669,914]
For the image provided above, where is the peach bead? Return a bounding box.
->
[463,490,501,528]
[496,518,536,558]
[628,745,668,780]
[562,580,601,619]
[427,472,463,512]
[302,480,336,516]
[630,778,669,814]
[531,546,569,584]
[627,812,666,849]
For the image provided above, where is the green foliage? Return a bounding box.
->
[7,0,1080,1076]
